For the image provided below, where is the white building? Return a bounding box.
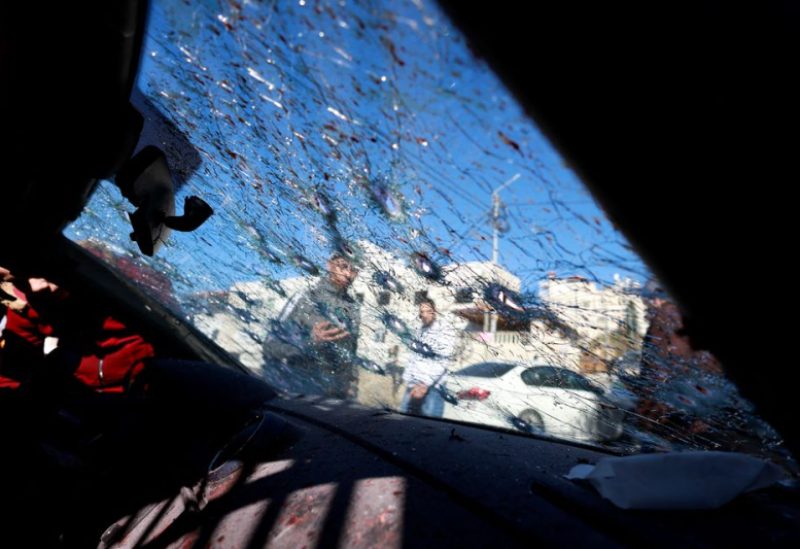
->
[538,273,648,371]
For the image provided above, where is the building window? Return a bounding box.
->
[455,287,473,303]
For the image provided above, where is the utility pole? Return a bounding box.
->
[491,173,520,265]
[487,173,520,333]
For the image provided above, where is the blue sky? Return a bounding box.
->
[68,0,650,298]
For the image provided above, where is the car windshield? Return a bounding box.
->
[521,366,601,394]
[455,362,517,378]
[66,0,791,464]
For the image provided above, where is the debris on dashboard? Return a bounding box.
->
[565,451,786,510]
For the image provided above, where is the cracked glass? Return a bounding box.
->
[66,0,791,464]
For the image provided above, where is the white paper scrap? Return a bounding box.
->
[565,451,786,510]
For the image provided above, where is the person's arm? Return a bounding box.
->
[348,301,361,349]
[261,293,314,362]
[262,289,352,363]
[401,352,430,399]
[311,320,351,344]
[403,327,437,386]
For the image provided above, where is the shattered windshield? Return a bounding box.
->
[66,0,790,463]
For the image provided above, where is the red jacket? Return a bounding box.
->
[1,289,154,393]
[69,316,155,393]
[1,287,53,389]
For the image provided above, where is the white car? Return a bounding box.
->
[442,362,624,443]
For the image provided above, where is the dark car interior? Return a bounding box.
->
[2,1,799,546]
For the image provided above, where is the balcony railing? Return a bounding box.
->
[468,330,528,345]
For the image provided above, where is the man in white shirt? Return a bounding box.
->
[400,297,459,417]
